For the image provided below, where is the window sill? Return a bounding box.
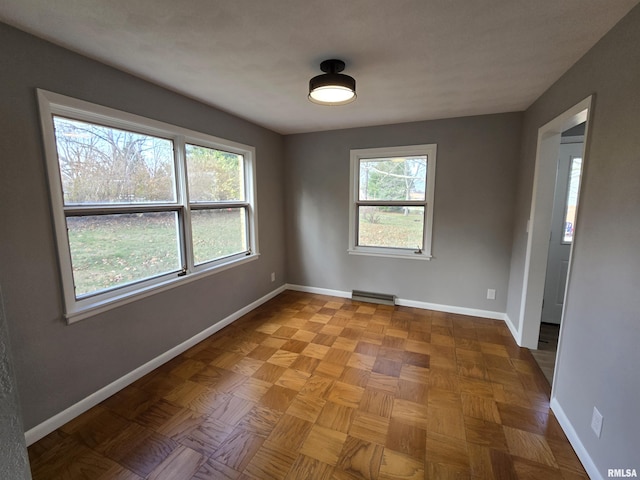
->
[65,253,260,324]
[348,248,432,261]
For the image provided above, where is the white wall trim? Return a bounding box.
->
[551,397,602,480]
[395,298,506,321]
[286,284,351,299]
[24,284,287,446]
[518,96,593,349]
[286,284,509,323]
[503,314,521,344]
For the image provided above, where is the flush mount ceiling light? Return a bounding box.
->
[308,59,356,105]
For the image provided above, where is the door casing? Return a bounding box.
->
[518,96,592,354]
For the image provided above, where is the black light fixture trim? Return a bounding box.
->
[308,59,357,105]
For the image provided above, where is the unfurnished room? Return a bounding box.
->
[0,1,639,479]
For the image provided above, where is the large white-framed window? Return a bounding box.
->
[349,144,436,259]
[38,90,258,323]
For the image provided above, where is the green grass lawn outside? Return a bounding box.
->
[68,210,246,297]
[358,209,424,249]
[68,208,419,298]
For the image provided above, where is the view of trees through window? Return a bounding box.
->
[52,116,250,298]
[186,145,244,202]
[186,145,248,265]
[358,156,427,249]
[54,117,176,204]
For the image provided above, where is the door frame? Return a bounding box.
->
[518,96,593,352]
[541,141,582,325]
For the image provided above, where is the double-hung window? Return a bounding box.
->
[349,144,436,259]
[38,90,258,322]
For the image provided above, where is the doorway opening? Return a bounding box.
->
[518,96,592,389]
[532,125,584,383]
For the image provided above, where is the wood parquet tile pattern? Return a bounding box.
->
[28,291,589,479]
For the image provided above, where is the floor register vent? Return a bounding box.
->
[351,290,396,306]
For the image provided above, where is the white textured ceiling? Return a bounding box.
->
[0,0,638,134]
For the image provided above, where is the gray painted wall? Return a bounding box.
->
[0,22,286,430]
[284,113,522,312]
[0,287,31,479]
[506,4,640,474]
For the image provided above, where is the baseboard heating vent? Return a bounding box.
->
[351,290,396,306]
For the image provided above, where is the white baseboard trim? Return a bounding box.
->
[285,283,351,299]
[550,397,601,480]
[24,284,287,446]
[503,314,521,344]
[396,298,506,322]
[286,284,507,322]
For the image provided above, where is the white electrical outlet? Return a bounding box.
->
[591,407,603,438]
[270,272,276,282]
[487,289,496,300]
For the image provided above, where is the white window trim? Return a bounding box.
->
[37,89,259,323]
[348,144,436,260]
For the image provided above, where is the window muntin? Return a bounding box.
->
[38,90,258,321]
[349,145,436,259]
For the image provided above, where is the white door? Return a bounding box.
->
[541,142,583,324]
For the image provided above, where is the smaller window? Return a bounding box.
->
[185,144,250,266]
[562,156,582,243]
[349,144,437,259]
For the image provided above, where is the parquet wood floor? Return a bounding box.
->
[531,323,560,385]
[28,291,589,479]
